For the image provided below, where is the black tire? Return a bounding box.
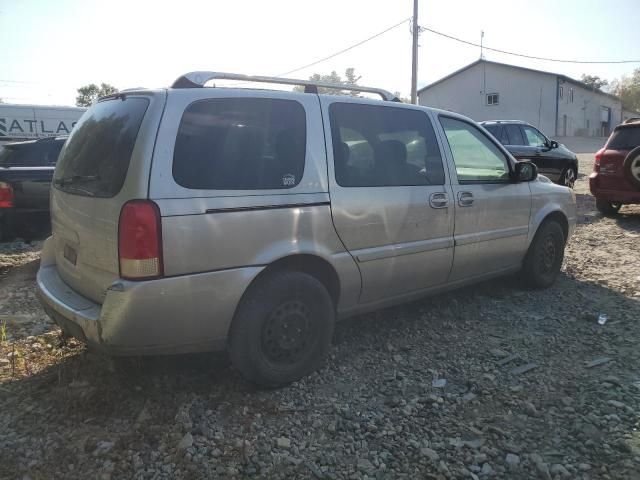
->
[228,271,335,387]
[623,146,640,189]
[595,198,622,216]
[522,221,565,289]
[559,166,577,188]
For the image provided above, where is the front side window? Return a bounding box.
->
[440,116,510,183]
[522,126,547,147]
[486,93,499,106]
[173,98,306,190]
[329,103,445,187]
[504,124,526,145]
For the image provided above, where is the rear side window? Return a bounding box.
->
[54,97,149,197]
[173,98,306,190]
[608,127,640,150]
[329,103,444,187]
[0,140,63,167]
[504,125,526,145]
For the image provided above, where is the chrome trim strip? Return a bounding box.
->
[455,226,528,246]
[354,237,454,263]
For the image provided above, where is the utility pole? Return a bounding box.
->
[410,0,419,105]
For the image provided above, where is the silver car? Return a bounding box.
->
[36,72,576,386]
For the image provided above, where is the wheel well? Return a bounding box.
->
[247,255,341,307]
[541,211,569,243]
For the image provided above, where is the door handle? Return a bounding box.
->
[429,192,449,209]
[458,191,474,207]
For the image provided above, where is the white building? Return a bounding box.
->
[418,60,634,137]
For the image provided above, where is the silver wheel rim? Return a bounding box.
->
[632,157,640,182]
[563,169,576,187]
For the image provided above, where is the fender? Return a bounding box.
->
[252,239,361,311]
[527,203,571,248]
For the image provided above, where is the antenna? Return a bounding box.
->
[480,30,485,59]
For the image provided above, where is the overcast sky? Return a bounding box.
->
[1,0,639,106]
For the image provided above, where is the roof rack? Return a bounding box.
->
[171,71,401,102]
[623,117,640,124]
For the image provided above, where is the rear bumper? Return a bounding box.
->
[36,239,262,355]
[589,173,640,203]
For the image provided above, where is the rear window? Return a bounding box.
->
[0,140,63,167]
[173,98,306,190]
[53,97,149,197]
[608,127,640,150]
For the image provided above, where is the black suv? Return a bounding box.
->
[0,137,66,240]
[480,120,578,188]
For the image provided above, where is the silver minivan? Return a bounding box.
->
[37,72,576,386]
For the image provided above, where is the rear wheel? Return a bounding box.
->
[228,271,335,387]
[623,146,640,189]
[560,166,577,188]
[522,220,565,289]
[595,198,622,216]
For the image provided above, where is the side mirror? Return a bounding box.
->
[549,140,559,149]
[514,161,538,182]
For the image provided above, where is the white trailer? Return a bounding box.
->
[0,104,86,144]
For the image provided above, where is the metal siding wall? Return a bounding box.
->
[418,63,557,136]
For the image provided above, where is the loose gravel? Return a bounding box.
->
[1,151,639,480]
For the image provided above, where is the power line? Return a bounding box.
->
[277,18,410,77]
[420,26,640,64]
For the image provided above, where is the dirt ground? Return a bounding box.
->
[1,150,639,480]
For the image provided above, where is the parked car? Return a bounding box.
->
[36,73,576,387]
[589,118,640,215]
[480,120,579,188]
[0,136,66,241]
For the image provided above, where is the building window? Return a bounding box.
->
[559,86,563,99]
[569,88,574,103]
[486,93,499,106]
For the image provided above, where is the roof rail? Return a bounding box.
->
[623,117,640,124]
[171,71,401,102]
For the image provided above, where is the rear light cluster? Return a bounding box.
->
[593,148,604,173]
[118,200,163,280]
[0,182,13,208]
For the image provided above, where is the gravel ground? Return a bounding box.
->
[1,152,640,480]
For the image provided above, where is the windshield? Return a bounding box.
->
[608,127,640,150]
[0,141,64,167]
[53,96,149,197]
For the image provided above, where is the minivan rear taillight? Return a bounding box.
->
[118,200,163,280]
[0,182,13,208]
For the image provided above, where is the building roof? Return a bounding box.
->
[417,59,620,101]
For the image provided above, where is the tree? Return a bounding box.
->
[610,68,640,112]
[580,74,608,91]
[75,83,118,107]
[293,68,362,96]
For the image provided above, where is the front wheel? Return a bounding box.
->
[560,167,577,188]
[228,271,335,387]
[522,220,565,289]
[595,198,622,216]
